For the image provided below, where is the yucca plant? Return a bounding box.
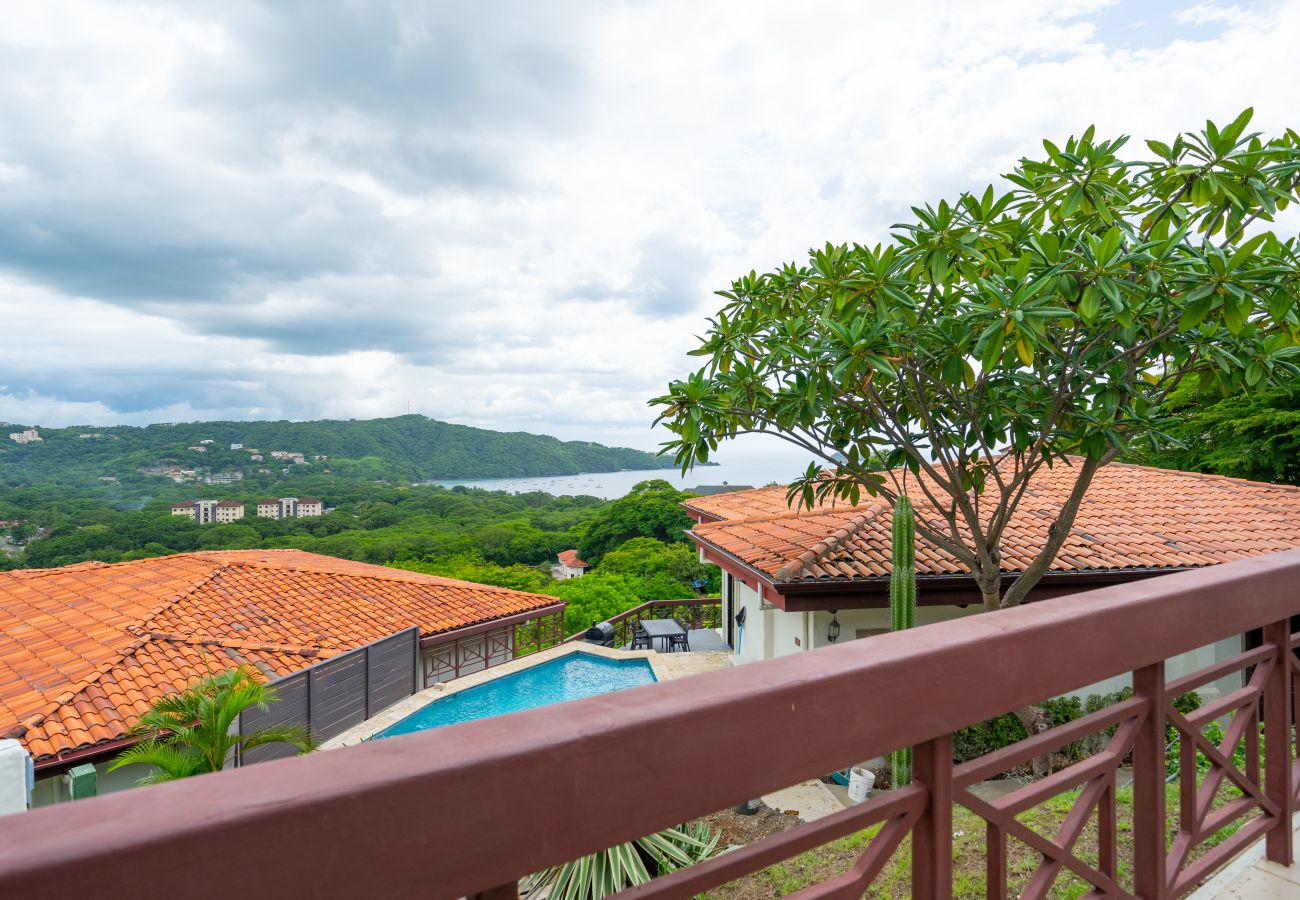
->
[889,495,916,787]
[108,665,315,784]
[520,821,721,900]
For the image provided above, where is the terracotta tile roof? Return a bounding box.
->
[0,550,557,763]
[557,549,589,568]
[215,500,243,508]
[688,461,1300,585]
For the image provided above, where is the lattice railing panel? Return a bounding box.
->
[953,698,1144,899]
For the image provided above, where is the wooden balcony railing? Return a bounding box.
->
[562,596,723,646]
[3,550,1300,899]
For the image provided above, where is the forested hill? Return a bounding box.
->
[0,414,676,486]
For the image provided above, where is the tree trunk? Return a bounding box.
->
[1014,703,1052,779]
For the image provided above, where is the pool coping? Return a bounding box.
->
[320,642,668,750]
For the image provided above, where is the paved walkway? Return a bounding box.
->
[650,644,732,679]
[1190,813,1300,898]
[763,781,844,822]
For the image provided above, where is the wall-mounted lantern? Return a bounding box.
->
[827,610,841,644]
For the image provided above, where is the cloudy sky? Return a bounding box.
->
[1,0,1297,453]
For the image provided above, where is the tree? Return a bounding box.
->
[108,666,315,783]
[598,537,720,593]
[545,573,687,635]
[577,480,697,563]
[655,110,1300,614]
[1127,373,1300,485]
[395,552,552,593]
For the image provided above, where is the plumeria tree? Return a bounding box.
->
[655,110,1300,613]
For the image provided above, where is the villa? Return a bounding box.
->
[686,461,1300,694]
[0,550,563,806]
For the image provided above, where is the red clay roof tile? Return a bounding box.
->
[1,550,556,762]
[687,461,1300,585]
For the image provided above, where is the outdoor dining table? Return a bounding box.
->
[637,618,686,652]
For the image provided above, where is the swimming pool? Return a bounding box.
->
[375,653,657,738]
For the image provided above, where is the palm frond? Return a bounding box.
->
[239,722,316,755]
[107,738,206,783]
[109,665,312,781]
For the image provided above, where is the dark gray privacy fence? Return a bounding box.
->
[239,628,418,765]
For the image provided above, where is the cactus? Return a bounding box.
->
[890,494,916,632]
[889,495,916,787]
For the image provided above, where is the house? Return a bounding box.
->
[689,483,756,496]
[684,460,1300,697]
[0,550,563,807]
[170,500,197,518]
[202,472,244,485]
[230,443,243,450]
[296,498,323,517]
[554,549,590,579]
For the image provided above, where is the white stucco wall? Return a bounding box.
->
[725,596,1244,704]
[30,755,148,809]
[728,579,768,664]
[1073,634,1243,702]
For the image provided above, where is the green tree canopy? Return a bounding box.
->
[1128,374,1300,485]
[577,480,697,563]
[598,536,719,592]
[655,111,1300,609]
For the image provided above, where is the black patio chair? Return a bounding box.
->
[630,625,652,650]
[668,618,691,653]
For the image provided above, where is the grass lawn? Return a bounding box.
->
[706,783,1246,899]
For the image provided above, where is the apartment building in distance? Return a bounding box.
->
[7,428,41,444]
[171,500,246,524]
[255,497,324,519]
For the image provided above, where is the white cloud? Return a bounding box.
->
[0,0,1297,450]
[1174,3,1250,27]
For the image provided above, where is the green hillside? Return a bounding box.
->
[0,415,675,490]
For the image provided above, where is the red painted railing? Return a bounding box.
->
[422,603,566,687]
[3,550,1300,899]
[562,596,722,646]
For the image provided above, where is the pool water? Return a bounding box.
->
[376,653,656,738]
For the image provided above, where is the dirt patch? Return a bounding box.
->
[702,803,802,848]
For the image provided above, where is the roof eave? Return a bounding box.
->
[690,528,1199,610]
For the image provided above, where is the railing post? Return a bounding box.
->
[911,733,952,900]
[1132,661,1168,900]
[1264,619,1295,865]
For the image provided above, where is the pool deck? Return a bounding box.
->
[321,638,732,750]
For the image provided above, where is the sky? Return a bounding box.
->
[1,0,1298,455]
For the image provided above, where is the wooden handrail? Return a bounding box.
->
[562,596,721,643]
[3,550,1300,899]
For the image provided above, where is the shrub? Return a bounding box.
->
[952,688,1201,769]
